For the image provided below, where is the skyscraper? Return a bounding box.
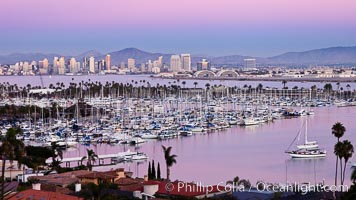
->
[58,56,66,75]
[69,57,77,73]
[89,56,95,73]
[170,55,181,72]
[197,59,211,71]
[128,58,135,71]
[181,54,191,72]
[244,58,256,70]
[53,57,59,74]
[105,54,111,70]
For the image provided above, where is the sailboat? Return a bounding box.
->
[296,118,319,150]
[286,118,326,158]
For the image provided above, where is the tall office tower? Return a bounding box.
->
[42,58,49,70]
[69,57,77,73]
[82,57,88,73]
[181,54,191,71]
[170,55,181,72]
[244,58,256,70]
[89,56,95,73]
[53,57,59,74]
[147,60,153,72]
[98,60,105,72]
[128,58,135,71]
[140,63,146,72]
[105,54,111,70]
[58,56,66,75]
[22,62,30,72]
[120,62,125,69]
[197,59,211,71]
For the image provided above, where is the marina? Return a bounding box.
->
[0,77,355,186]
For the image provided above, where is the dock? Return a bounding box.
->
[45,150,138,167]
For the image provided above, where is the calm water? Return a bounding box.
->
[63,106,356,186]
[1,74,356,89]
[2,75,356,185]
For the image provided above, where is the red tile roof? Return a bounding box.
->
[7,189,83,200]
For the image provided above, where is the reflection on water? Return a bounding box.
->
[62,106,356,185]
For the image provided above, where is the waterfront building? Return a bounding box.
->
[58,56,66,75]
[69,57,77,73]
[170,55,181,72]
[89,56,95,73]
[128,58,136,71]
[181,54,191,72]
[105,54,111,70]
[244,58,257,71]
[197,59,211,71]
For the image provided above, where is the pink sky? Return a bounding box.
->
[1,0,355,28]
[0,0,355,55]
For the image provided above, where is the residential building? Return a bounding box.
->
[181,54,191,71]
[170,55,181,72]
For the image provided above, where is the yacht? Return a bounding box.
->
[287,149,327,158]
[296,118,319,150]
[129,137,146,145]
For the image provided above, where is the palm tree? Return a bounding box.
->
[332,122,346,186]
[0,128,25,199]
[193,82,198,88]
[49,142,63,172]
[282,80,287,89]
[161,145,177,181]
[341,140,354,185]
[351,167,356,185]
[81,149,98,171]
[334,141,344,186]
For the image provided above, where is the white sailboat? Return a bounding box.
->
[296,118,319,150]
[286,118,326,158]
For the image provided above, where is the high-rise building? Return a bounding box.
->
[181,54,191,71]
[170,55,181,72]
[120,62,125,70]
[42,58,49,70]
[53,57,59,74]
[58,57,66,75]
[105,54,111,70]
[22,62,30,72]
[244,58,256,70]
[69,57,77,73]
[82,57,88,73]
[128,58,135,71]
[197,59,211,71]
[89,56,95,73]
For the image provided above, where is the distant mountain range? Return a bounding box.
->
[1,46,356,66]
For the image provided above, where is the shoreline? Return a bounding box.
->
[152,76,356,83]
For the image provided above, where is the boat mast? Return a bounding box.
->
[305,117,308,144]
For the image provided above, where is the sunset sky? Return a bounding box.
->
[1,0,355,56]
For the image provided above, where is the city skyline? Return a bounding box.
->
[1,0,356,56]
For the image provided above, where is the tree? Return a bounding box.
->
[161,146,177,181]
[148,161,152,180]
[49,142,63,172]
[151,160,156,180]
[282,80,287,89]
[157,162,161,180]
[332,122,346,186]
[341,140,354,185]
[81,149,98,171]
[352,168,356,185]
[0,128,25,199]
[22,146,52,175]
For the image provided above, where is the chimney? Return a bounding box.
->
[144,175,148,182]
[32,183,41,191]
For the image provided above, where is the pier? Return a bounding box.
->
[45,150,138,167]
